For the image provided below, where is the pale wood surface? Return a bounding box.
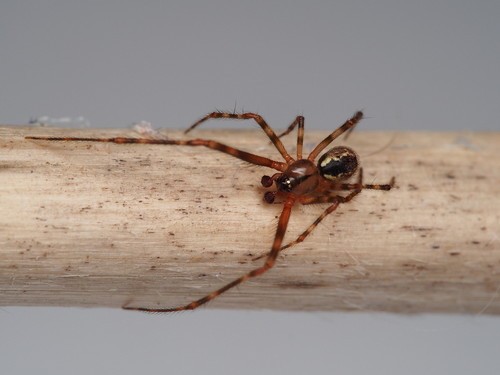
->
[0,126,499,313]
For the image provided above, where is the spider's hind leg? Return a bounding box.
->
[308,111,363,161]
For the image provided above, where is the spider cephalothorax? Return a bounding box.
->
[262,159,320,203]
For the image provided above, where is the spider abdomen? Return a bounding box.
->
[318,146,358,181]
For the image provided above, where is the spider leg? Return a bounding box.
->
[308,111,363,161]
[342,118,359,140]
[276,115,304,137]
[362,177,395,191]
[269,116,305,159]
[253,199,339,261]
[333,177,395,191]
[274,171,396,257]
[252,189,364,261]
[122,196,297,312]
[252,169,365,261]
[25,136,288,172]
[296,116,305,160]
[184,112,294,164]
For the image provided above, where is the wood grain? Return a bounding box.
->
[1,126,499,313]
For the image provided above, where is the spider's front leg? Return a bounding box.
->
[252,169,368,261]
[25,136,288,172]
[122,196,297,312]
[260,171,395,260]
[251,191,364,261]
[185,111,294,164]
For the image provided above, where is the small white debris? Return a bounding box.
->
[29,116,91,128]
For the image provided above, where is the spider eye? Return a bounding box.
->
[318,146,358,181]
[277,176,295,192]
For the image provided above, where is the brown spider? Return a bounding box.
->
[26,110,395,312]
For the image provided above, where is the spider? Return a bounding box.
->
[26,110,395,312]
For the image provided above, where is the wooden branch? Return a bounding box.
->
[1,126,499,314]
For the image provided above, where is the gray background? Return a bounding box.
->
[1,1,499,374]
